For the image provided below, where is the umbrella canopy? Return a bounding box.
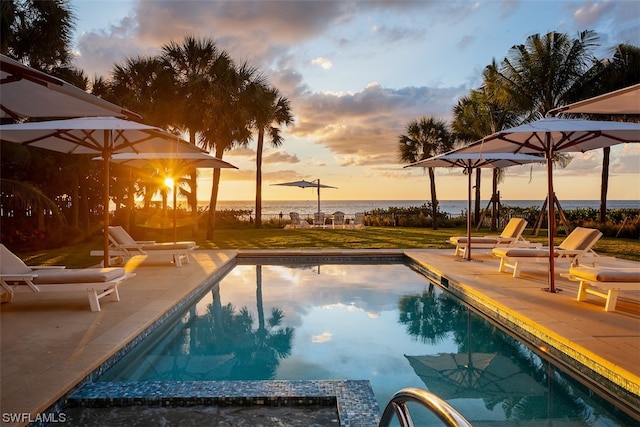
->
[406,353,546,401]
[457,117,640,291]
[1,54,139,121]
[106,152,237,170]
[548,83,640,116]
[104,152,238,242]
[272,179,337,214]
[0,116,205,266]
[406,152,543,261]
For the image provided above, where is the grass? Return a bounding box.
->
[18,225,640,269]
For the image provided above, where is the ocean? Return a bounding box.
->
[211,200,639,217]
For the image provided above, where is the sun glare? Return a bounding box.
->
[164,177,174,189]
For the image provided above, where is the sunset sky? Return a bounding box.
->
[70,0,640,202]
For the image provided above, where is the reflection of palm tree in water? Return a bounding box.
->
[188,266,294,380]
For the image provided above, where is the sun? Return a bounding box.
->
[164,177,174,189]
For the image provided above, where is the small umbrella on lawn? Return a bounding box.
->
[0,116,205,266]
[271,179,337,215]
[406,151,543,261]
[104,152,237,242]
[456,117,640,292]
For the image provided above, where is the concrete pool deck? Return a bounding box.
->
[1,248,639,425]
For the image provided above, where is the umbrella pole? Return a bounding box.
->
[317,179,321,214]
[103,142,112,268]
[173,184,177,243]
[543,141,559,293]
[466,167,472,261]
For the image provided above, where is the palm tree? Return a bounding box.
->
[161,36,236,235]
[487,30,600,121]
[398,117,455,229]
[199,60,257,240]
[109,56,176,128]
[1,0,75,71]
[250,85,294,228]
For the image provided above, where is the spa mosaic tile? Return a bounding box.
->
[67,380,380,426]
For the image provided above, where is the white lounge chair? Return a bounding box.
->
[448,218,537,257]
[566,265,640,312]
[492,227,609,278]
[332,211,345,229]
[351,212,365,229]
[286,212,310,229]
[313,212,326,228]
[0,244,133,312]
[98,226,198,267]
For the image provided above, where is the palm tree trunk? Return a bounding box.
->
[428,167,438,230]
[255,130,264,228]
[189,172,198,236]
[206,145,224,240]
[599,147,610,224]
[474,169,481,227]
[188,130,199,237]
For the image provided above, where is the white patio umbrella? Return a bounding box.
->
[104,152,238,242]
[406,152,543,261]
[1,54,139,121]
[456,117,640,292]
[271,179,337,214]
[548,84,640,116]
[0,116,205,266]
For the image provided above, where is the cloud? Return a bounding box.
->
[312,332,333,343]
[226,147,255,158]
[457,34,475,50]
[573,0,615,27]
[264,151,300,164]
[289,82,468,165]
[370,24,426,44]
[311,57,333,70]
[264,169,308,182]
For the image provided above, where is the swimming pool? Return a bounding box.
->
[90,261,634,425]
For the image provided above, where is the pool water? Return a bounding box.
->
[98,262,635,425]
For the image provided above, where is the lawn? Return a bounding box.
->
[18,225,640,268]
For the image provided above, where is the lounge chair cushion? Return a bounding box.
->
[569,266,640,283]
[140,242,196,251]
[32,268,126,285]
[493,248,556,258]
[450,236,503,244]
[109,226,196,249]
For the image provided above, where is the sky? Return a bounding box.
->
[68,0,640,202]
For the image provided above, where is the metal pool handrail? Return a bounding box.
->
[379,388,472,427]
